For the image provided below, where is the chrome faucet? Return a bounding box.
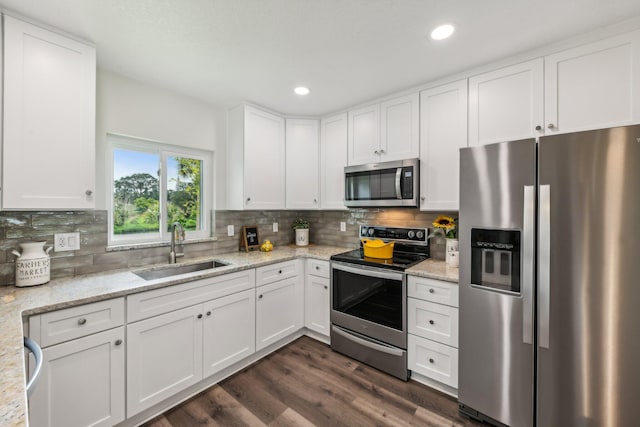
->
[169,222,185,264]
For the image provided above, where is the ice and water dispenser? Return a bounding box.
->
[470,229,521,294]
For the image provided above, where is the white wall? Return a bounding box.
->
[95,69,227,209]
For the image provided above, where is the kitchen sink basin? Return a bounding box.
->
[134,260,229,280]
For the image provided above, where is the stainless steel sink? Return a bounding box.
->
[134,260,229,280]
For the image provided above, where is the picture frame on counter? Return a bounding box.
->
[241,225,260,252]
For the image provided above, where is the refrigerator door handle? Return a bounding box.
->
[539,184,551,349]
[522,185,535,345]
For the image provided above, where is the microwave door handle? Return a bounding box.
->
[395,168,402,199]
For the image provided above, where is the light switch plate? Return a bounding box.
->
[273,222,278,232]
[340,222,346,232]
[54,232,80,251]
[227,225,234,236]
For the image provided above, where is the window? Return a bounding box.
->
[108,134,212,244]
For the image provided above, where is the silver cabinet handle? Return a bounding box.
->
[78,318,87,325]
[85,190,93,196]
[547,123,555,129]
[115,339,123,346]
[24,337,43,398]
[379,149,385,154]
[324,285,328,290]
[428,288,434,294]
[523,185,535,345]
[246,197,251,203]
[197,314,203,319]
[429,320,434,325]
[206,311,211,316]
[374,150,379,155]
[539,185,551,349]
[535,125,542,131]
[429,358,435,364]
[258,294,263,299]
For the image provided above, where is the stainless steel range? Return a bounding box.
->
[330,225,429,380]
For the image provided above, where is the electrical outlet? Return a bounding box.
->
[54,232,80,251]
[340,222,346,232]
[227,225,234,237]
[273,222,278,232]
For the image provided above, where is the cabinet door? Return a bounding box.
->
[380,93,420,161]
[255,276,303,351]
[286,119,320,209]
[419,80,468,211]
[545,30,640,134]
[29,327,125,427]
[468,58,544,146]
[203,289,256,377]
[320,113,348,209]
[126,305,203,417]
[3,15,96,209]
[348,104,380,165]
[304,274,330,336]
[244,106,286,209]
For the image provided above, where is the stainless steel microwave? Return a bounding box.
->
[344,158,419,207]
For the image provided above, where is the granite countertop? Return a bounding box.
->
[0,245,456,427]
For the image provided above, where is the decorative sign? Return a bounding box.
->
[241,226,260,252]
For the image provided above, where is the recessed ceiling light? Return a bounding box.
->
[294,86,310,96]
[430,24,455,41]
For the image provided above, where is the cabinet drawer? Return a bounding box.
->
[35,298,125,347]
[128,270,255,323]
[408,334,458,388]
[408,298,458,347]
[306,259,329,278]
[407,275,459,307]
[256,260,299,287]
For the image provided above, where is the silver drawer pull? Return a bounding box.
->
[115,339,123,346]
[77,318,87,326]
[429,358,435,364]
[324,285,328,290]
[428,288,435,294]
[429,320,434,325]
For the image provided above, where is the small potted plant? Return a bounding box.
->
[428,215,458,266]
[293,218,310,246]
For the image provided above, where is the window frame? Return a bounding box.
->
[107,134,213,245]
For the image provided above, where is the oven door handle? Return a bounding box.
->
[332,325,404,357]
[331,262,404,281]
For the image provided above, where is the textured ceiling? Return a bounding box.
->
[1,0,640,116]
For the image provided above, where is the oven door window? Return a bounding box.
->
[332,267,403,330]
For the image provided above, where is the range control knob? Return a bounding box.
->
[368,228,375,236]
[416,230,425,240]
[407,230,415,239]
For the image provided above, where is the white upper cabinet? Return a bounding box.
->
[227,105,286,210]
[320,113,348,210]
[468,58,544,146]
[544,30,640,134]
[3,15,96,209]
[347,93,419,165]
[380,93,420,161]
[419,80,468,211]
[285,119,319,209]
[348,103,380,164]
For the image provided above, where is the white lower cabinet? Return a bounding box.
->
[126,304,204,417]
[203,289,256,377]
[407,275,459,396]
[256,262,303,351]
[28,327,125,427]
[304,259,330,337]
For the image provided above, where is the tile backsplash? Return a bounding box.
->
[0,208,454,286]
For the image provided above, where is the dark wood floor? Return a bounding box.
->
[143,336,483,427]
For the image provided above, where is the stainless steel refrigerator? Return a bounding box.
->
[458,125,640,427]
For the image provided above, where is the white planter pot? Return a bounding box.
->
[295,229,309,246]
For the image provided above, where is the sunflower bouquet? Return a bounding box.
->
[428,215,457,240]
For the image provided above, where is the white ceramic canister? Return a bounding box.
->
[12,242,52,287]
